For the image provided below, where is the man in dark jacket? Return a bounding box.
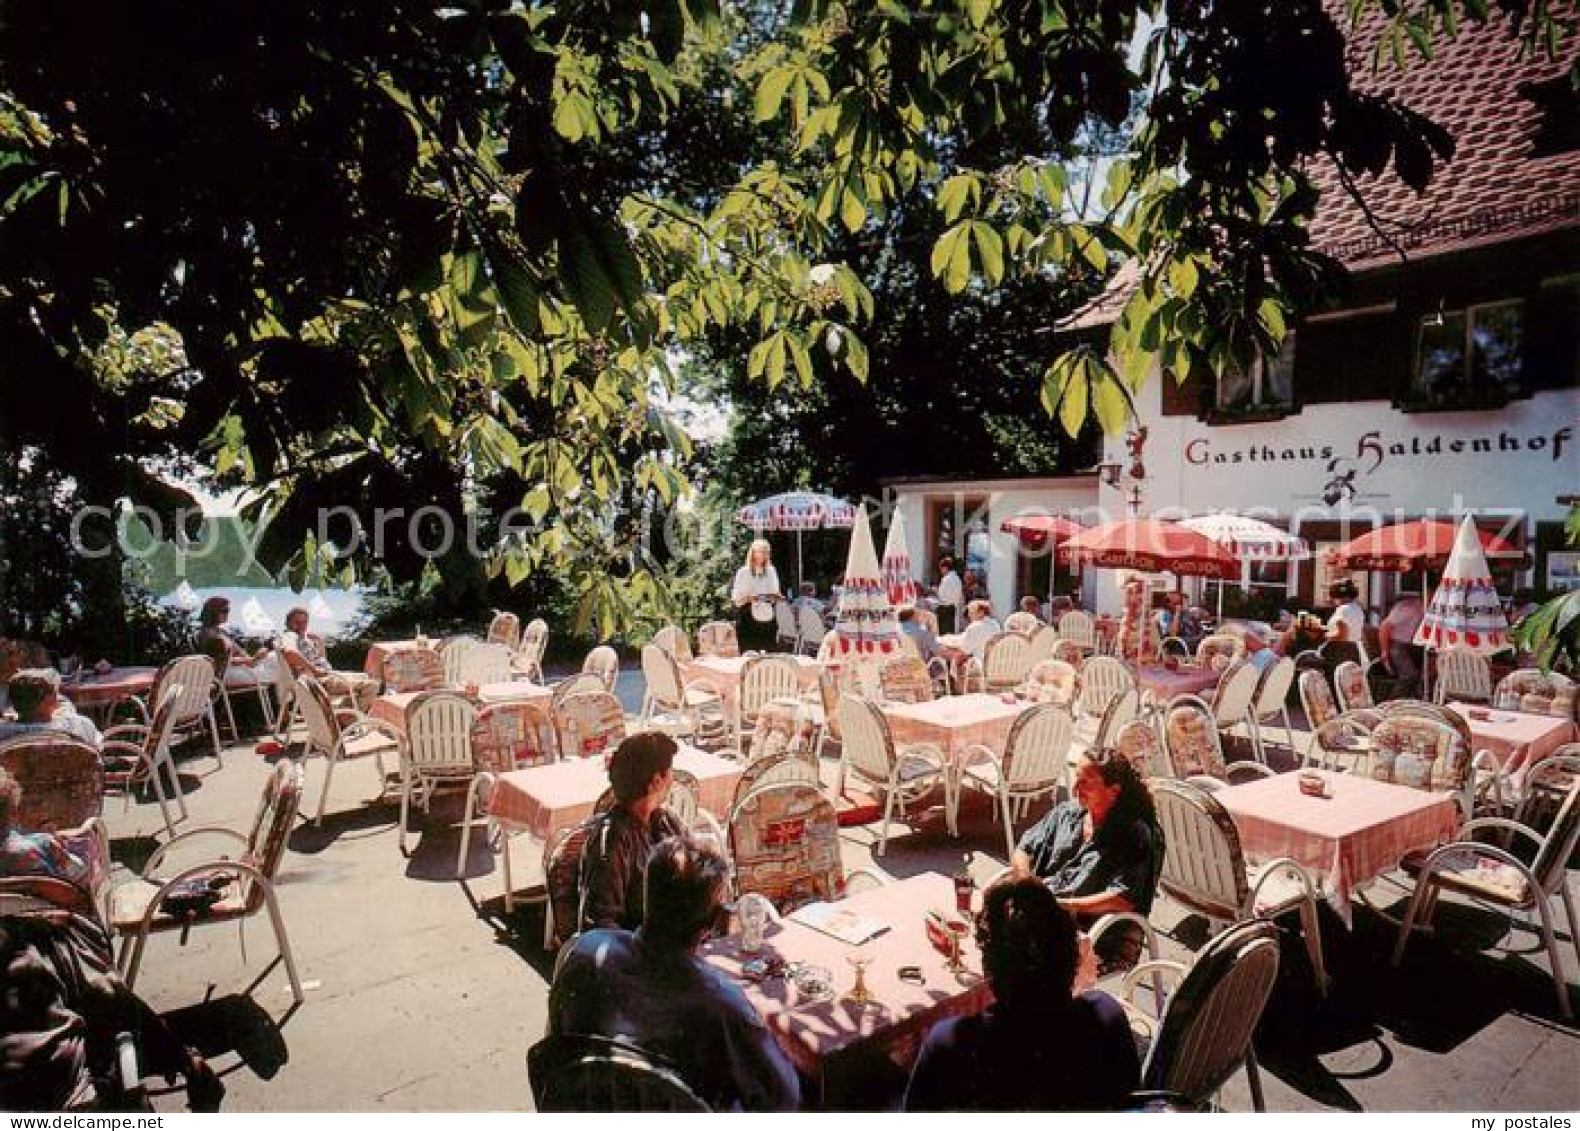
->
[577,732,686,931]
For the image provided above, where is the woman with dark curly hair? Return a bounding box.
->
[903,877,1140,1111]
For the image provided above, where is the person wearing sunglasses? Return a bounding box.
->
[547,833,800,1111]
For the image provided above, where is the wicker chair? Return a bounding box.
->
[514,618,550,683]
[879,654,936,705]
[1058,610,1098,654]
[957,703,1074,858]
[99,685,189,836]
[542,817,600,948]
[456,699,559,878]
[529,1034,710,1112]
[1119,918,1283,1111]
[382,648,443,694]
[728,781,844,910]
[486,610,522,650]
[581,645,620,692]
[458,642,513,687]
[981,631,1035,693]
[296,675,402,825]
[109,761,306,1002]
[1493,669,1577,721]
[1391,771,1580,1021]
[1433,646,1493,705]
[835,694,948,855]
[1160,696,1274,790]
[0,734,102,833]
[696,620,740,659]
[552,691,627,762]
[1333,660,1375,713]
[1152,779,1328,998]
[399,690,479,855]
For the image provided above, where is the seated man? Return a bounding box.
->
[897,606,940,661]
[0,768,93,891]
[277,607,376,711]
[1012,752,1160,969]
[547,833,800,1111]
[0,669,101,749]
[1017,595,1045,623]
[904,877,1139,1111]
[937,599,1001,684]
[1241,624,1279,673]
[791,583,825,618]
[578,732,687,932]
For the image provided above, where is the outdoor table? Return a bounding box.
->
[368,680,553,733]
[1448,702,1576,781]
[881,693,1030,772]
[1133,663,1219,701]
[680,653,821,716]
[1215,769,1460,927]
[486,742,740,842]
[60,667,158,716]
[362,638,438,679]
[697,872,991,1100]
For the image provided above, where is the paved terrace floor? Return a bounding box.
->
[104,673,1578,1112]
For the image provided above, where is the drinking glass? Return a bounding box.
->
[844,955,874,1008]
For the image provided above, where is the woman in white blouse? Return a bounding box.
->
[731,539,782,652]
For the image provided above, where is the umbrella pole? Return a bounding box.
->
[796,531,804,593]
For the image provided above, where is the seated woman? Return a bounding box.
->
[195,597,277,686]
[1012,751,1161,970]
[0,768,94,891]
[904,877,1139,1111]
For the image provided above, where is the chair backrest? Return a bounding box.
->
[382,647,442,694]
[1514,750,1580,830]
[458,642,513,687]
[1024,624,1058,662]
[1298,669,1340,730]
[695,621,740,659]
[486,611,521,650]
[1209,660,1260,726]
[0,736,102,831]
[1112,719,1166,778]
[294,676,343,756]
[241,761,305,912]
[651,625,692,662]
[543,818,600,949]
[1379,698,1474,765]
[733,750,821,811]
[1094,685,1142,750]
[640,644,684,711]
[982,631,1035,690]
[1058,610,1096,649]
[552,691,627,761]
[529,1034,710,1113]
[441,637,479,687]
[796,604,827,647]
[879,654,935,704]
[835,693,896,785]
[1150,779,1249,919]
[1494,668,1577,720]
[551,673,608,715]
[739,656,803,725]
[1078,655,1133,719]
[1004,611,1041,636]
[1434,647,1492,704]
[1333,660,1374,712]
[1529,775,1580,897]
[662,766,702,828]
[519,618,550,665]
[1025,658,1079,707]
[581,645,620,692]
[999,704,1075,795]
[1143,918,1281,1104]
[1195,634,1245,671]
[775,600,800,643]
[728,781,843,910]
[914,607,940,635]
[1162,695,1230,782]
[817,666,845,741]
[1252,656,1296,720]
[1368,714,1470,796]
[1050,638,1085,668]
[1317,638,1362,669]
[470,701,557,773]
[744,698,818,768]
[153,654,217,726]
[405,690,478,774]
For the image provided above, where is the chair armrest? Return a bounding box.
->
[113,858,275,937]
[1244,856,1322,915]
[101,724,150,743]
[957,741,1000,772]
[1455,816,1544,853]
[843,865,889,891]
[1226,760,1275,782]
[143,827,249,876]
[341,717,404,746]
[1120,959,1188,1009]
[1185,774,1226,793]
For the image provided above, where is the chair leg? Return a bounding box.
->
[456,778,481,877]
[1391,878,1435,967]
[876,787,896,857]
[123,929,151,989]
[398,767,412,856]
[1533,896,1574,1022]
[502,828,517,915]
[210,702,229,764]
[145,757,177,837]
[259,882,306,1005]
[1245,1047,1267,1113]
[315,754,338,825]
[999,789,1015,861]
[1299,896,1331,997]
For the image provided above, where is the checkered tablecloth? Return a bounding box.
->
[1449,702,1576,779]
[1216,769,1460,927]
[881,693,1031,768]
[680,654,821,715]
[362,639,439,679]
[1133,664,1219,700]
[486,743,742,841]
[60,667,157,709]
[368,680,553,734]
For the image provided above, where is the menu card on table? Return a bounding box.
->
[788,901,890,946]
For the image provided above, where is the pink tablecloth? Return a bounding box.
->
[1134,664,1219,701]
[680,654,820,714]
[362,639,437,679]
[369,680,553,733]
[882,693,1030,768]
[60,667,158,709]
[697,873,991,1084]
[1216,769,1460,927]
[487,744,741,841]
[1449,702,1576,779]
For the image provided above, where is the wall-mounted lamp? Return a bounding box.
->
[1092,461,1123,488]
[1424,300,1446,328]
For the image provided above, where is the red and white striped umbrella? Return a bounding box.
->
[880,509,918,607]
[1179,513,1311,562]
[736,491,856,532]
[829,508,903,659]
[1415,516,1510,654]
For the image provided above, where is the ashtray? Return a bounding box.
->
[1467,708,1492,721]
[791,963,833,1001]
[1297,772,1330,799]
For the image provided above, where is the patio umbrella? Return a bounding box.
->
[1414,516,1511,654]
[1180,512,1311,617]
[880,510,919,607]
[1059,518,1241,580]
[829,507,903,660]
[736,490,856,590]
[1328,520,1523,575]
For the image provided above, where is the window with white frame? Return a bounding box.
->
[1414,299,1524,400]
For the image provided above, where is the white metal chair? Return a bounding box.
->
[1078,655,1134,724]
[957,703,1075,858]
[550,672,608,716]
[1391,770,1580,1021]
[514,618,550,682]
[581,645,620,692]
[1119,917,1283,1111]
[1160,695,1274,790]
[1434,646,1493,706]
[1058,610,1097,654]
[981,631,1035,693]
[1195,633,1246,670]
[1209,661,1262,757]
[399,690,479,855]
[728,780,845,910]
[552,690,627,761]
[696,620,740,658]
[836,694,949,855]
[1025,624,1060,664]
[296,675,402,825]
[1494,668,1576,720]
[1367,712,1477,820]
[109,761,306,1003]
[796,604,827,656]
[132,655,223,767]
[1247,656,1296,763]
[879,654,936,704]
[99,686,189,836]
[1333,659,1375,713]
[1152,779,1329,999]
[439,635,480,687]
[736,655,803,748]
[1004,611,1042,636]
[458,642,513,687]
[774,601,801,651]
[650,624,692,662]
[638,644,726,745]
[455,699,560,881]
[382,647,443,693]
